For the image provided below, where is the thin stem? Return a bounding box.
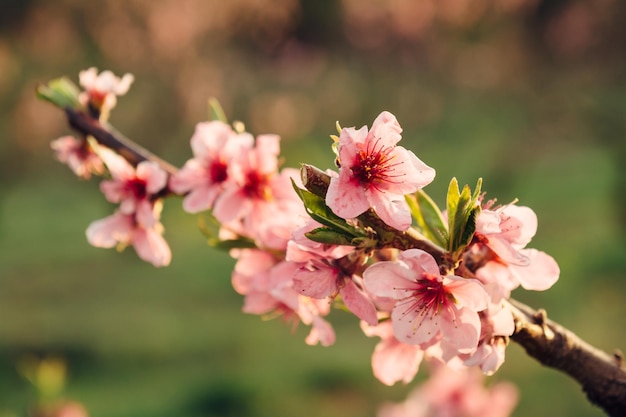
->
[65,108,179,175]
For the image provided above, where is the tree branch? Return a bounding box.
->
[65,108,179,175]
[507,299,626,416]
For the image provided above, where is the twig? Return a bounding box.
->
[65,108,179,175]
[507,299,626,417]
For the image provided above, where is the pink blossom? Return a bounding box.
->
[169,121,254,213]
[231,249,336,346]
[364,249,489,353]
[98,149,168,227]
[378,364,518,417]
[79,67,134,112]
[326,111,435,230]
[293,261,378,326]
[212,134,280,225]
[463,303,514,374]
[361,320,424,385]
[86,210,171,267]
[472,204,560,296]
[50,135,104,179]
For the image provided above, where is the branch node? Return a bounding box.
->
[613,349,624,366]
[534,308,547,326]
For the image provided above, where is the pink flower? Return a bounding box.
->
[211,134,280,226]
[326,111,435,230]
[364,249,489,353]
[463,303,514,374]
[86,210,171,267]
[361,320,424,385]
[169,121,254,213]
[288,219,378,325]
[472,204,560,296]
[79,67,134,112]
[231,249,336,346]
[378,364,518,417]
[50,135,104,179]
[98,149,168,227]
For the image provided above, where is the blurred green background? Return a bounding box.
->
[1,0,625,416]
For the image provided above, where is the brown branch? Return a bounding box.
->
[64,108,179,175]
[507,299,626,417]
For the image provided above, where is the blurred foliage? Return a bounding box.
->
[1,0,625,416]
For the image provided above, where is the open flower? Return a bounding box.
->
[364,249,489,353]
[98,149,168,227]
[326,111,435,230]
[470,203,560,299]
[79,67,134,114]
[50,135,104,179]
[86,209,171,267]
[169,121,253,213]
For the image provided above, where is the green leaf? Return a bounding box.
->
[406,191,447,248]
[208,97,228,123]
[291,179,367,240]
[36,77,81,109]
[446,178,483,259]
[305,227,355,246]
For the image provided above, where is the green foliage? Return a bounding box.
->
[406,190,447,248]
[446,177,482,260]
[208,98,228,124]
[36,77,82,109]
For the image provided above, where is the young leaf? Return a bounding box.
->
[36,77,81,109]
[306,227,356,246]
[446,178,483,259]
[208,97,228,123]
[406,191,447,248]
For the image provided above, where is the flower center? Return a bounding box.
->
[209,160,228,184]
[126,178,148,200]
[243,171,272,201]
[349,138,402,189]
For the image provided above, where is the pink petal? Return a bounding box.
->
[137,161,167,194]
[443,276,489,312]
[305,316,336,347]
[391,305,440,346]
[363,262,416,300]
[182,185,221,213]
[132,227,171,267]
[500,205,537,247]
[326,171,370,219]
[398,249,441,277]
[367,190,411,230]
[292,265,337,299]
[86,212,133,248]
[369,111,402,147]
[340,279,378,326]
[371,339,424,386]
[439,306,481,353]
[509,248,560,291]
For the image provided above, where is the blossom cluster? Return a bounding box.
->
[47,68,563,416]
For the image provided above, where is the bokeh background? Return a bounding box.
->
[1,0,625,416]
